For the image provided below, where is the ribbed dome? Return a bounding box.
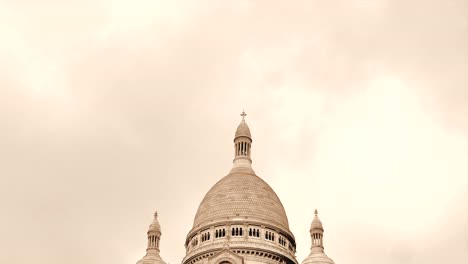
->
[234,120,251,139]
[302,253,335,264]
[192,168,291,234]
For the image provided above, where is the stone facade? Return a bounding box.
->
[136,113,335,264]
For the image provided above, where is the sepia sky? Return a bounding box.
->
[0,1,467,264]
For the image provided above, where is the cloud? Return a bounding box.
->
[0,1,466,264]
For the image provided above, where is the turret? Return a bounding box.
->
[137,211,167,264]
[301,210,335,264]
[231,110,254,172]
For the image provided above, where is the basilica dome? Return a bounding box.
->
[192,169,291,235]
[191,113,290,233]
[183,114,298,264]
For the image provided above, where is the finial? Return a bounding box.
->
[154,211,158,219]
[240,110,247,121]
[314,209,318,216]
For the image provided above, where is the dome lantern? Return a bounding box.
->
[310,209,324,252]
[232,110,253,170]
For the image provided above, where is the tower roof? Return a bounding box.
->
[148,211,161,233]
[234,110,251,140]
[310,209,324,231]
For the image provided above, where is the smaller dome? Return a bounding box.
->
[149,211,161,233]
[137,254,167,264]
[310,209,323,231]
[235,120,251,139]
[302,253,335,264]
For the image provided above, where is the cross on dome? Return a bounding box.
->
[241,110,247,121]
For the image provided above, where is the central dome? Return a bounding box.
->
[192,168,291,234]
[183,115,298,264]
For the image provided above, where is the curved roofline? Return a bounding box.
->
[191,170,291,230]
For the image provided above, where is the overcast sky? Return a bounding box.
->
[0,1,467,264]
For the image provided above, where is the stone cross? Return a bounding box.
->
[241,110,247,121]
